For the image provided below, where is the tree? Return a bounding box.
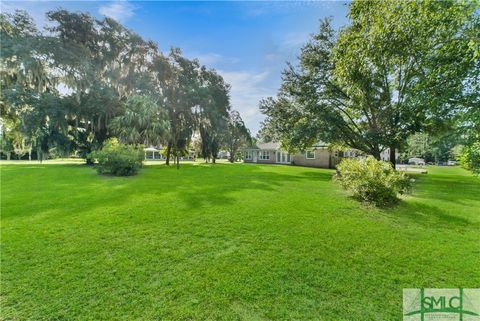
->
[460,140,480,175]
[261,1,479,168]
[1,9,240,165]
[110,95,169,146]
[197,68,231,163]
[256,120,276,143]
[1,11,59,161]
[45,10,158,163]
[0,11,54,94]
[153,49,201,168]
[225,110,251,163]
[402,132,462,164]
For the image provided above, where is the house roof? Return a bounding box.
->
[257,142,281,150]
[246,142,282,150]
[312,141,328,148]
[144,147,160,152]
[246,141,331,151]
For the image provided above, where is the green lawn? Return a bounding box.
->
[1,163,479,320]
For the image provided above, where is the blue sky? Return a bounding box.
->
[1,1,350,133]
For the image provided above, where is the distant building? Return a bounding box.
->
[144,146,195,161]
[144,147,164,160]
[244,142,340,169]
[217,151,230,159]
[244,142,399,168]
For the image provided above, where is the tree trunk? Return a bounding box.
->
[176,155,180,170]
[212,157,216,164]
[28,149,32,161]
[37,147,43,163]
[7,151,11,161]
[166,142,172,166]
[389,147,396,169]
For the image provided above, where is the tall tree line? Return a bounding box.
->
[259,0,479,168]
[0,10,251,164]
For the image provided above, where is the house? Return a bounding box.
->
[217,150,230,159]
[244,142,287,164]
[342,148,399,162]
[380,148,400,162]
[244,142,401,168]
[144,147,164,160]
[244,142,340,169]
[144,146,196,161]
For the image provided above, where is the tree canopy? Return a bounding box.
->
[0,9,246,165]
[260,0,479,167]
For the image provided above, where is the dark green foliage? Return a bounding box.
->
[336,157,412,206]
[401,132,463,164]
[1,10,236,165]
[110,95,170,146]
[225,110,251,163]
[460,141,480,175]
[195,68,231,163]
[92,138,143,176]
[261,1,479,165]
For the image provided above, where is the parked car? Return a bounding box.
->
[447,160,457,166]
[408,157,426,166]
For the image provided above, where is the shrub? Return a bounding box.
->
[335,156,412,206]
[459,141,480,175]
[91,138,143,176]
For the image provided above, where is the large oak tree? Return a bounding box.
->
[261,0,479,167]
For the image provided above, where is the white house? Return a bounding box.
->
[144,147,164,160]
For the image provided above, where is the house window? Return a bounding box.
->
[245,151,253,160]
[276,152,291,163]
[259,151,270,160]
[306,150,315,159]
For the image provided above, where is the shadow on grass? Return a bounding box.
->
[412,174,480,205]
[5,163,477,232]
[374,173,480,229]
[139,164,334,210]
[2,163,333,220]
[390,201,475,228]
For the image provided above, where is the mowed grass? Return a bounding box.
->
[1,163,479,321]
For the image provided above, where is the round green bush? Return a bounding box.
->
[335,156,412,206]
[460,141,480,175]
[91,138,143,176]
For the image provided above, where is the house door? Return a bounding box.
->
[276,152,291,164]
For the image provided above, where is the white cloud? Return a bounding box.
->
[282,31,310,49]
[265,52,283,62]
[99,1,135,22]
[218,69,275,134]
[0,1,53,27]
[186,52,240,67]
[195,53,223,65]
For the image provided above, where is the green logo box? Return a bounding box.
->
[403,288,480,321]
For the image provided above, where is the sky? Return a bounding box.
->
[1,0,350,134]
